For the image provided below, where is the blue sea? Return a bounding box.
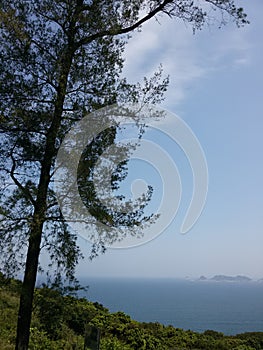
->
[78,277,263,335]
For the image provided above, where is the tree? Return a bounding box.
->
[0,1,248,349]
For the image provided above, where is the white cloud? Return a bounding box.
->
[233,57,250,67]
[122,18,207,106]
[122,11,254,108]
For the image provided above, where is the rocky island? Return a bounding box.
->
[198,275,252,282]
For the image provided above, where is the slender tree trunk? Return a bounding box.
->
[15,45,75,349]
[15,213,45,350]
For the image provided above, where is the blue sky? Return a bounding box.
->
[76,0,263,279]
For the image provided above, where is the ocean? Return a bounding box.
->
[78,277,263,335]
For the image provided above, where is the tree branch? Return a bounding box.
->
[10,153,36,207]
[77,0,174,47]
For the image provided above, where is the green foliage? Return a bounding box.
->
[33,287,65,339]
[100,337,133,350]
[29,326,84,350]
[33,286,107,339]
[29,328,57,350]
[1,275,263,350]
[234,332,263,350]
[0,288,18,347]
[203,329,225,339]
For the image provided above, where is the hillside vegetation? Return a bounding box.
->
[1,274,263,350]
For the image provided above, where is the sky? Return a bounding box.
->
[76,0,263,280]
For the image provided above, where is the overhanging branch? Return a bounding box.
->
[77,0,174,47]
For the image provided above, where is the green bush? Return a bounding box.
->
[100,337,132,350]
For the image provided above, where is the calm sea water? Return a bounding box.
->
[78,277,263,335]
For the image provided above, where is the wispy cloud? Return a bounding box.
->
[123,19,206,105]
[122,12,254,107]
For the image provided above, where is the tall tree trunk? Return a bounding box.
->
[15,46,74,350]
